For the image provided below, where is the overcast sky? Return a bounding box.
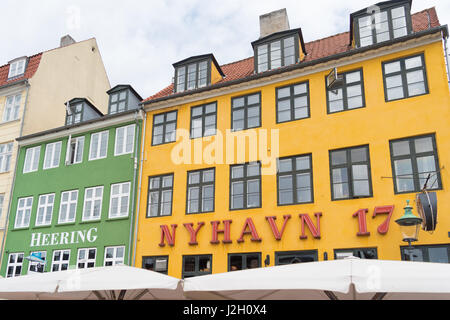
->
[1,0,449,99]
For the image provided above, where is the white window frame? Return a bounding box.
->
[0,142,13,173]
[109,182,131,219]
[6,253,24,278]
[35,193,55,227]
[114,124,135,156]
[43,141,62,170]
[104,246,125,266]
[89,131,109,161]
[77,248,97,269]
[2,94,21,122]
[58,190,78,224]
[23,146,41,173]
[51,250,71,272]
[66,136,85,165]
[82,186,103,221]
[28,251,47,273]
[8,59,26,78]
[14,197,33,229]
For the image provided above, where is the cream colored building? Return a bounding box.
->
[0,36,111,262]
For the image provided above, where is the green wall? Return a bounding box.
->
[1,117,142,276]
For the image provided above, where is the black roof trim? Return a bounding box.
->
[173,53,225,77]
[107,84,143,101]
[142,25,446,107]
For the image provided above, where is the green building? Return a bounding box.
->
[0,85,143,277]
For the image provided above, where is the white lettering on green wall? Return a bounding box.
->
[29,228,98,247]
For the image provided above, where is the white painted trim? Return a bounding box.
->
[144,33,442,113]
[17,111,143,147]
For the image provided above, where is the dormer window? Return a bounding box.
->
[109,90,128,114]
[352,1,412,48]
[66,103,83,125]
[175,60,208,93]
[252,29,305,74]
[107,85,142,115]
[65,98,103,126]
[173,54,224,93]
[8,58,27,79]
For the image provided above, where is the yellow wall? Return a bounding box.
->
[136,39,450,278]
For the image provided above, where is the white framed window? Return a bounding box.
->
[66,136,84,165]
[114,124,135,156]
[104,246,125,266]
[43,141,62,170]
[2,94,21,122]
[23,146,41,173]
[109,182,130,219]
[35,193,55,226]
[82,186,103,221]
[0,142,13,173]
[77,248,96,269]
[14,197,33,229]
[8,59,26,78]
[0,194,4,219]
[89,131,109,161]
[51,250,70,272]
[58,190,78,224]
[28,251,46,273]
[6,253,24,278]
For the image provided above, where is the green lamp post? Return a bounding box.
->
[395,200,423,260]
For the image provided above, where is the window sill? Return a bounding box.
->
[32,224,53,230]
[106,216,129,222]
[385,92,429,103]
[79,219,101,224]
[55,222,77,227]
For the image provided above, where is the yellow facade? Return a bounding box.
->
[135,34,450,278]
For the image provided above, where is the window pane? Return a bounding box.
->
[278,159,292,173]
[331,151,347,166]
[405,56,423,70]
[415,137,433,153]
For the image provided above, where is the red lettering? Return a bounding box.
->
[210,220,232,244]
[299,213,322,239]
[373,205,395,234]
[237,218,262,243]
[353,209,370,236]
[159,224,177,247]
[265,215,291,240]
[183,222,205,245]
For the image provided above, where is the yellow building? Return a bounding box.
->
[0,36,111,264]
[135,1,450,278]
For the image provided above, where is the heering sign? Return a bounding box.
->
[30,227,98,247]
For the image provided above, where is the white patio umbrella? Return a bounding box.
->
[183,259,354,300]
[0,265,184,300]
[183,258,450,300]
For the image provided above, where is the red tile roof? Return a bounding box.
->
[144,7,441,103]
[0,53,43,88]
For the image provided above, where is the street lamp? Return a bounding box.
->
[395,200,423,261]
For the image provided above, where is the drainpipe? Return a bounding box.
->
[127,109,143,266]
[132,107,147,267]
[0,81,30,269]
[443,32,450,90]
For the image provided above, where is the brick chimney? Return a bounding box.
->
[259,9,290,39]
[60,35,76,48]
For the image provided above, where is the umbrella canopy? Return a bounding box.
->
[183,258,450,300]
[183,259,354,300]
[0,265,184,300]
